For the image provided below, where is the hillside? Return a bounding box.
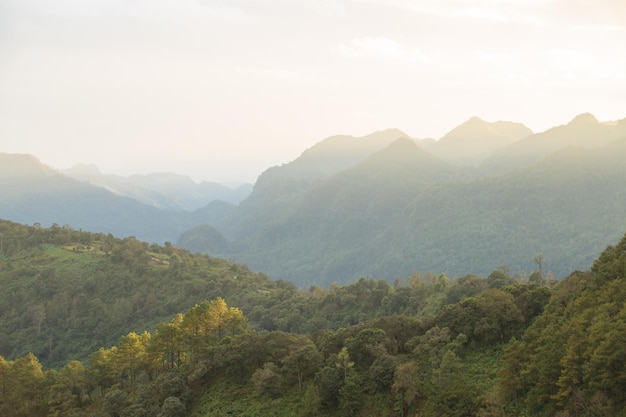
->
[2,222,626,416]
[180,116,626,287]
[0,219,499,368]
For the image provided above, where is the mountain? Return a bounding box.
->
[179,114,626,287]
[228,138,461,283]
[426,116,533,166]
[3,113,625,288]
[480,113,626,174]
[62,164,252,211]
[0,153,199,243]
[247,128,412,205]
[221,128,416,239]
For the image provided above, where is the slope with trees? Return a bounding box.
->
[180,118,626,287]
[3,232,626,416]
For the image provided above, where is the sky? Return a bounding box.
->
[1,0,625,184]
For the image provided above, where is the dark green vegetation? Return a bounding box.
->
[180,114,626,287]
[2,220,626,416]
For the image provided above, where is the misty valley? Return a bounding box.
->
[1,113,626,416]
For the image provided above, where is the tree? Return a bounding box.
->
[487,268,514,289]
[158,396,186,417]
[152,314,184,369]
[315,365,342,408]
[251,362,283,398]
[494,337,527,411]
[0,355,9,400]
[116,331,150,386]
[102,387,128,417]
[13,353,45,414]
[47,360,91,416]
[339,371,364,416]
[283,343,323,394]
[429,350,478,416]
[392,361,421,416]
[336,347,354,379]
[534,253,546,274]
[89,346,119,394]
[345,327,390,369]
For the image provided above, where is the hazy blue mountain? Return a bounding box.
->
[0,154,198,243]
[62,164,252,210]
[426,116,533,165]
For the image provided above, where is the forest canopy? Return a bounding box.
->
[1,219,626,416]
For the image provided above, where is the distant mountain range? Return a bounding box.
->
[2,113,626,286]
[177,113,626,286]
[61,164,252,210]
[0,155,248,242]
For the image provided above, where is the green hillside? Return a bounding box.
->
[2,220,626,416]
[0,220,278,368]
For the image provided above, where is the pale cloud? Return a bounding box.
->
[542,49,597,73]
[126,0,252,25]
[474,51,516,68]
[235,67,317,83]
[410,3,507,22]
[352,0,549,24]
[335,37,432,63]
[541,49,626,81]
[227,0,348,17]
[3,0,251,23]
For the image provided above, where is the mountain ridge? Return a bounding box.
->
[62,164,252,211]
[3,113,625,287]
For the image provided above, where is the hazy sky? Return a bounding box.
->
[1,0,625,183]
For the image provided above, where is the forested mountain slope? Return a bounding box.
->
[493,231,626,416]
[3,224,626,417]
[180,120,626,287]
[0,219,541,369]
[220,128,414,239]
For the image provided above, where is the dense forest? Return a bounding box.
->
[1,220,626,416]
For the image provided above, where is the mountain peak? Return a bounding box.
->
[64,163,102,176]
[465,116,488,125]
[361,137,447,171]
[440,117,531,143]
[568,113,598,126]
[0,153,54,178]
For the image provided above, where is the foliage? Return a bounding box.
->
[491,233,626,416]
[2,220,626,416]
